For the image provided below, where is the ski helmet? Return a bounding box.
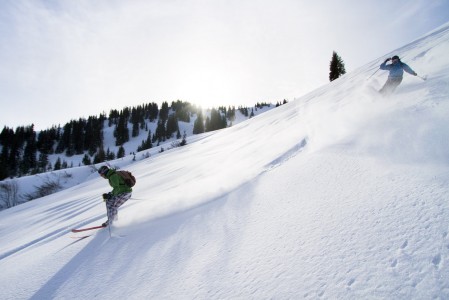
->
[391,55,400,61]
[98,165,109,176]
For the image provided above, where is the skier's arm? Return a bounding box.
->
[109,174,121,195]
[380,58,391,70]
[402,63,417,76]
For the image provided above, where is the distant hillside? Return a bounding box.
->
[0,100,286,209]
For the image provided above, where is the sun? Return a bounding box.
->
[170,60,244,109]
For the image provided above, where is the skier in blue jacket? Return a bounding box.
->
[379,55,417,95]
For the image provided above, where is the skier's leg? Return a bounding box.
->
[105,198,115,225]
[380,77,402,95]
[388,77,402,93]
[379,78,393,94]
[108,193,132,223]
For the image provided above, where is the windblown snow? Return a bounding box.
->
[1,22,449,299]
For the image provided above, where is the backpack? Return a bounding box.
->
[116,170,136,187]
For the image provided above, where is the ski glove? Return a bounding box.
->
[103,193,112,201]
[384,58,391,63]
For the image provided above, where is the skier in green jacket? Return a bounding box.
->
[98,166,132,227]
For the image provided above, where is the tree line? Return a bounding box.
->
[0,100,278,180]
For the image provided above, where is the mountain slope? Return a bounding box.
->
[0,104,275,208]
[1,22,449,299]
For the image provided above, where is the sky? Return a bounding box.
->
[0,0,448,130]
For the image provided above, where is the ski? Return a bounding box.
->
[70,235,91,239]
[71,225,105,233]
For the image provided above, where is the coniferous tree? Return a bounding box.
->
[82,154,91,165]
[54,157,62,170]
[114,114,129,146]
[0,126,13,179]
[148,103,159,122]
[205,108,227,132]
[172,100,192,122]
[205,116,211,133]
[36,128,55,155]
[117,146,125,158]
[106,148,116,161]
[61,160,68,169]
[329,51,346,81]
[193,110,205,134]
[8,141,19,177]
[227,106,236,122]
[37,152,49,173]
[20,125,37,175]
[72,119,85,155]
[56,123,71,154]
[137,130,153,152]
[154,119,166,143]
[0,144,9,180]
[239,106,249,117]
[94,145,106,164]
[166,114,179,139]
[132,122,140,138]
[159,101,170,122]
[130,107,141,137]
[84,116,103,155]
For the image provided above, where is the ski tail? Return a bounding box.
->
[71,225,105,233]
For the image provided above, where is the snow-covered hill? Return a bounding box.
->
[47,104,276,169]
[0,104,275,208]
[1,22,449,299]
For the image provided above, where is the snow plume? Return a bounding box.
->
[1,22,449,299]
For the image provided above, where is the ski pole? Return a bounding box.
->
[105,202,112,237]
[367,68,379,80]
[417,75,427,81]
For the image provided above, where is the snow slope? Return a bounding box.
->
[1,104,274,207]
[1,22,449,299]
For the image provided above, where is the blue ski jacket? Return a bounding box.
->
[380,60,417,78]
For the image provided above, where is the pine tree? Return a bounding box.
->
[117,146,125,158]
[114,114,129,146]
[329,51,346,82]
[20,125,37,175]
[159,101,170,122]
[94,146,106,164]
[205,108,227,132]
[56,123,72,154]
[132,122,139,137]
[166,114,179,139]
[37,152,49,173]
[154,119,166,143]
[54,157,62,170]
[0,145,9,180]
[82,154,91,165]
[72,119,85,155]
[137,130,153,152]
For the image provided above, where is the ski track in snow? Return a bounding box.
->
[263,138,308,172]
